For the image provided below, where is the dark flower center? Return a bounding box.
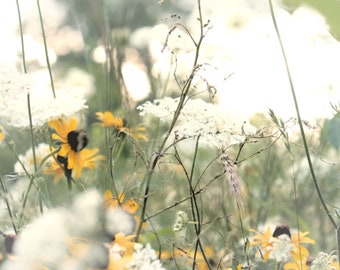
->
[272,225,291,238]
[67,130,88,152]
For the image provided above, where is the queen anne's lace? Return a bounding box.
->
[138,97,255,149]
[0,64,88,128]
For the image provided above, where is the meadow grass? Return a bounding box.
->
[0,0,339,269]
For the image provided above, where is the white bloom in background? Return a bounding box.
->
[311,251,338,270]
[105,208,136,237]
[0,63,88,128]
[13,209,70,266]
[14,143,51,174]
[57,67,95,98]
[269,234,293,263]
[138,97,255,149]
[70,189,103,235]
[0,190,108,270]
[127,243,166,270]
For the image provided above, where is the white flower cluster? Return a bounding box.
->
[138,97,255,149]
[0,189,138,270]
[268,234,293,263]
[311,252,338,270]
[172,210,188,232]
[127,243,166,270]
[0,63,88,128]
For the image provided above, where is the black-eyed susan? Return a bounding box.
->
[48,118,105,180]
[96,111,147,141]
[250,225,315,264]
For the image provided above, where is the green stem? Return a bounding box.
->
[135,0,205,241]
[268,0,337,229]
[269,1,339,267]
[36,0,56,98]
[0,176,18,234]
[15,0,27,73]
[27,94,37,173]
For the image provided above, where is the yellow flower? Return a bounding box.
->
[249,226,273,261]
[284,256,311,270]
[104,190,143,235]
[44,156,64,183]
[106,233,136,270]
[104,190,139,214]
[96,111,124,129]
[45,148,105,181]
[161,246,215,270]
[48,118,105,179]
[249,225,315,263]
[291,231,315,262]
[96,111,147,141]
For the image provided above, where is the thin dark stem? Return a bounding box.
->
[36,0,56,98]
[135,0,205,241]
[27,94,37,173]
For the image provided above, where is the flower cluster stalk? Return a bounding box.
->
[135,0,206,241]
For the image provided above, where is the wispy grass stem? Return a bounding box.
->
[268,0,339,264]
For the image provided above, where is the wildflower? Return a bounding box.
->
[311,252,339,270]
[126,243,166,270]
[43,151,65,183]
[14,143,51,174]
[104,190,140,236]
[96,111,147,141]
[161,246,215,270]
[1,190,107,269]
[250,225,315,264]
[49,117,105,179]
[0,63,88,128]
[96,111,125,129]
[284,256,313,270]
[104,190,139,214]
[173,210,188,232]
[107,234,136,270]
[138,97,255,149]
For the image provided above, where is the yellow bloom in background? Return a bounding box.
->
[291,231,315,262]
[106,233,136,270]
[104,190,139,214]
[250,225,315,264]
[96,111,124,129]
[96,111,147,141]
[44,155,64,183]
[0,127,4,142]
[110,233,135,256]
[104,190,143,236]
[249,226,273,261]
[284,256,311,270]
[161,246,215,270]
